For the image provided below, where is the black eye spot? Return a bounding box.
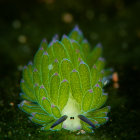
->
[70,117,74,119]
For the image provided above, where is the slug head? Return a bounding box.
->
[50,94,95,131]
[51,114,95,131]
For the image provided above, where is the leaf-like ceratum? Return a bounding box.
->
[47,42,54,64]
[81,122,93,133]
[52,41,69,62]
[90,84,102,110]
[18,100,46,115]
[71,40,85,67]
[34,83,39,101]
[38,85,51,114]
[20,100,38,108]
[91,65,100,87]
[81,39,90,58]
[89,117,109,125]
[41,51,49,91]
[38,85,48,104]
[82,89,93,112]
[51,105,61,118]
[60,59,73,80]
[41,120,62,131]
[20,80,36,101]
[29,116,46,125]
[86,106,111,118]
[70,69,83,104]
[22,65,33,91]
[61,35,74,62]
[32,113,54,123]
[33,68,41,86]
[27,61,33,77]
[49,59,59,79]
[50,73,60,105]
[96,93,108,109]
[58,79,70,111]
[78,61,91,93]
[69,25,83,43]
[40,38,48,51]
[95,57,105,72]
[87,43,102,67]
[34,47,44,73]
[41,97,52,115]
[41,122,53,131]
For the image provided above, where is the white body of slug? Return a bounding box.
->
[62,93,81,131]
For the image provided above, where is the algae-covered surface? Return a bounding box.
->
[0,0,140,139]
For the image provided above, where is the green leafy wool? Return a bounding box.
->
[18,26,112,133]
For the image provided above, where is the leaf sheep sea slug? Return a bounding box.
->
[18,26,112,133]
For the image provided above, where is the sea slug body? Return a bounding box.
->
[18,26,112,133]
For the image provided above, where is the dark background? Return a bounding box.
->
[0,0,140,139]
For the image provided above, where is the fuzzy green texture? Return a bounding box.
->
[19,26,111,133]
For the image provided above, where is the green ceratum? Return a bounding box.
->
[18,26,112,133]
